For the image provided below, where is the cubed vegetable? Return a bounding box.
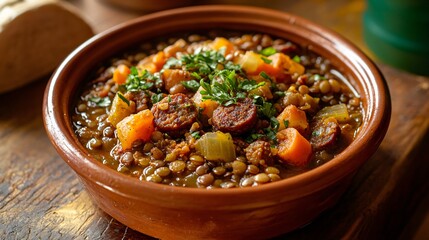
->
[116,109,155,150]
[113,64,130,85]
[315,104,350,123]
[269,53,305,75]
[276,128,312,167]
[137,51,166,74]
[276,105,309,133]
[107,93,136,127]
[211,37,235,56]
[195,131,236,162]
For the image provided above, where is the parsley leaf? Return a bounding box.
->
[181,80,200,92]
[151,93,164,104]
[89,96,111,107]
[117,92,130,106]
[292,55,301,63]
[200,69,262,106]
[191,131,201,139]
[260,47,277,56]
[261,56,272,64]
[124,67,157,92]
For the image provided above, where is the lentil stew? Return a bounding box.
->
[72,31,363,189]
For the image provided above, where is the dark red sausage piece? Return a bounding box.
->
[310,117,341,151]
[212,98,257,135]
[151,93,197,132]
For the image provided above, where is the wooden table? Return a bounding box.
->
[1,0,428,239]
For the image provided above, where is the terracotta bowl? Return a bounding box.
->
[43,5,391,239]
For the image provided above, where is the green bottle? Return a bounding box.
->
[364,0,429,75]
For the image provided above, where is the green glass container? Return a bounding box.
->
[364,0,429,75]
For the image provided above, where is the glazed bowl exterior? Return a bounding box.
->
[43,5,391,239]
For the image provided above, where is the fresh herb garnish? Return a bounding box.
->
[260,47,277,56]
[200,70,264,106]
[261,56,272,64]
[89,96,111,107]
[151,93,164,104]
[191,131,201,139]
[283,120,289,128]
[181,49,240,77]
[117,92,130,106]
[163,57,182,69]
[292,55,301,63]
[310,74,326,81]
[124,67,158,91]
[260,71,272,81]
[181,80,200,92]
[274,91,286,97]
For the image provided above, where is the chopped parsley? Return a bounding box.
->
[261,56,272,64]
[259,71,272,81]
[310,74,326,81]
[200,70,265,106]
[88,96,111,107]
[283,120,289,128]
[181,80,200,92]
[260,47,277,56]
[124,67,158,92]
[151,93,164,104]
[191,131,201,139]
[292,55,301,63]
[117,92,130,106]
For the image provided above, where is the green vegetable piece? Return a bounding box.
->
[195,131,236,162]
[181,80,200,92]
[315,104,350,123]
[261,56,272,64]
[260,47,277,56]
[292,55,301,63]
[89,96,111,107]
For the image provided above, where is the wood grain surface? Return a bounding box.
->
[1,0,428,239]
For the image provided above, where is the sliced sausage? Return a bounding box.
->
[212,98,257,135]
[310,117,341,150]
[151,93,197,133]
[124,90,151,112]
[245,140,273,167]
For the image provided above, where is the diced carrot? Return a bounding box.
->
[276,128,312,167]
[138,63,157,74]
[113,64,130,85]
[116,109,155,150]
[212,37,235,56]
[276,105,309,134]
[152,51,166,69]
[107,93,136,127]
[269,53,305,75]
[137,51,166,74]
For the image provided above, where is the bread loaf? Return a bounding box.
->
[0,0,93,93]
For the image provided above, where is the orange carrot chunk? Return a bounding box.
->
[113,64,131,85]
[276,128,312,167]
[276,105,309,134]
[116,109,155,150]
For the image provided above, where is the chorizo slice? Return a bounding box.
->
[212,98,257,135]
[151,93,197,132]
[310,117,341,151]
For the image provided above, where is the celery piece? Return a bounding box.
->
[195,131,236,162]
[315,104,350,123]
